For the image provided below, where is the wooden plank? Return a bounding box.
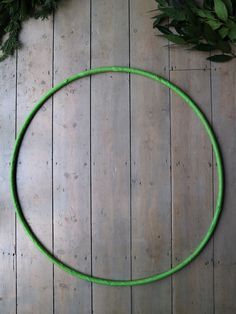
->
[130,0,172,313]
[53,0,91,313]
[170,48,210,71]
[0,56,16,313]
[170,70,213,314]
[16,18,53,313]
[91,0,131,313]
[211,61,236,314]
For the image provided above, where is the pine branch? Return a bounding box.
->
[0,0,60,62]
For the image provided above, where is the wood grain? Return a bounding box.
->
[130,0,172,313]
[91,0,131,313]
[211,61,236,314]
[16,18,53,314]
[170,48,210,71]
[170,70,214,314]
[0,1,236,313]
[53,0,91,313]
[0,56,16,314]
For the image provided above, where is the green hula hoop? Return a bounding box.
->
[10,66,224,286]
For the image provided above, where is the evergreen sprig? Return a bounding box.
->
[153,0,236,62]
[0,0,60,62]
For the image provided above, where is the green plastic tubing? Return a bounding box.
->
[10,66,224,286]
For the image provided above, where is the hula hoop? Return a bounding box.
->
[10,66,224,286]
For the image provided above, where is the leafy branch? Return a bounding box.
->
[0,0,60,62]
[153,0,236,62]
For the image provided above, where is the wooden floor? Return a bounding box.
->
[1,0,236,313]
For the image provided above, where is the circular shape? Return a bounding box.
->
[10,66,224,286]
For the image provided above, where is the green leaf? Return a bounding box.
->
[222,0,233,15]
[228,25,236,40]
[153,14,167,27]
[1,0,15,3]
[193,43,217,51]
[152,13,166,21]
[193,8,215,20]
[156,25,172,34]
[182,24,203,37]
[156,0,168,6]
[218,26,229,38]
[226,19,236,28]
[206,19,222,30]
[203,23,218,43]
[153,0,235,63]
[207,54,233,62]
[214,0,228,22]
[160,7,187,21]
[164,34,187,44]
[203,0,214,9]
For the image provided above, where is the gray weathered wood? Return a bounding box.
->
[170,70,213,314]
[53,0,92,313]
[91,0,131,313]
[16,18,53,314]
[211,61,236,314]
[1,1,236,313]
[0,56,16,314]
[130,0,172,313]
[170,48,210,71]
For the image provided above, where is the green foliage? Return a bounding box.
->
[214,0,228,22]
[0,0,60,62]
[153,0,236,62]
